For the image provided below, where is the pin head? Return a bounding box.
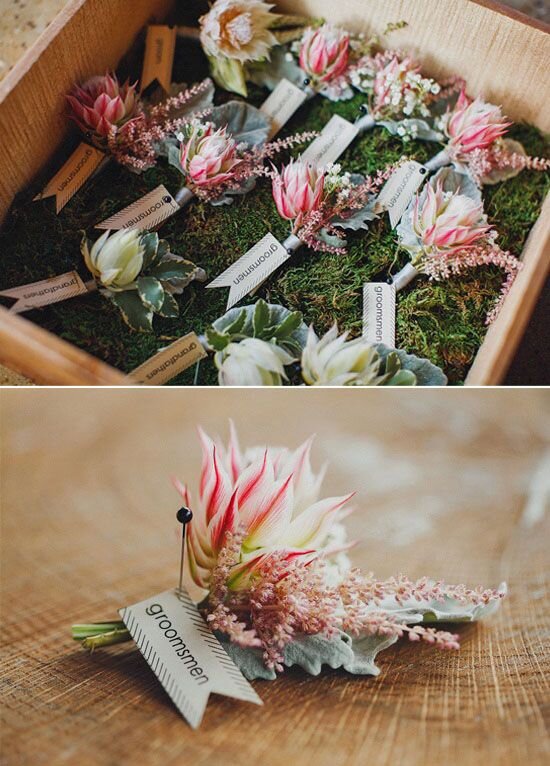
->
[303,77,311,86]
[359,103,369,113]
[176,506,193,525]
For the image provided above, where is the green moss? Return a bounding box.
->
[0,38,548,385]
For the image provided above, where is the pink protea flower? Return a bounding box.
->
[412,181,491,255]
[173,426,353,601]
[299,24,350,84]
[443,90,511,157]
[272,160,326,230]
[66,73,141,143]
[179,123,242,189]
[372,55,439,119]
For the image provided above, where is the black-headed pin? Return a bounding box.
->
[176,506,193,595]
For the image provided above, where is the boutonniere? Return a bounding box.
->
[427,90,550,182]
[73,426,504,683]
[204,300,447,386]
[166,102,317,207]
[81,229,206,331]
[392,168,521,323]
[270,159,391,255]
[198,0,321,97]
[67,74,215,172]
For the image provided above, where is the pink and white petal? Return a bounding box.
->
[285,493,354,549]
[208,487,239,553]
[236,450,274,525]
[244,475,295,550]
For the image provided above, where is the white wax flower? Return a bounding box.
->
[301,325,387,386]
[215,337,295,386]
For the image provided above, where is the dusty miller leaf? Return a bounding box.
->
[209,101,270,147]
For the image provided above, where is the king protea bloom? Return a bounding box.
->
[174,426,354,601]
[199,0,277,63]
[443,90,511,157]
[81,229,144,289]
[179,124,241,189]
[67,73,141,143]
[272,160,326,230]
[299,24,350,84]
[214,338,294,386]
[411,182,491,256]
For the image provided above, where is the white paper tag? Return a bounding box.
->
[363,283,396,348]
[301,115,359,167]
[129,332,206,385]
[96,185,181,230]
[0,271,90,313]
[375,161,427,228]
[260,78,308,138]
[119,588,262,728]
[33,143,106,213]
[207,233,291,309]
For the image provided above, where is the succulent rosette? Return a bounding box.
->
[67,73,142,147]
[81,229,206,332]
[199,0,318,96]
[173,425,354,602]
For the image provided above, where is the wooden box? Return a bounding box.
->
[0,0,548,385]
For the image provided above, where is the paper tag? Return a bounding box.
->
[141,25,177,93]
[0,271,89,313]
[300,115,359,167]
[375,161,427,228]
[119,588,262,728]
[96,185,180,230]
[260,78,308,138]
[207,233,291,309]
[33,143,106,213]
[129,332,206,385]
[363,283,396,348]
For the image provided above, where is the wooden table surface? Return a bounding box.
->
[1,389,549,766]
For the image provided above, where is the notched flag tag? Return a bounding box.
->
[95,185,180,231]
[33,143,106,213]
[119,588,262,728]
[141,25,177,95]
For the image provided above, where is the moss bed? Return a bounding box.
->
[0,32,548,386]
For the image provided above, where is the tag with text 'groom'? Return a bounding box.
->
[207,233,291,309]
[119,588,262,728]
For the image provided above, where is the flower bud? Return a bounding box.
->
[215,337,294,386]
[82,229,144,289]
[180,124,241,189]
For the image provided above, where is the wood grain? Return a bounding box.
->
[1,389,549,766]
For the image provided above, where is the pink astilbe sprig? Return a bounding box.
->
[106,79,214,171]
[466,143,550,186]
[204,545,505,671]
[422,242,522,325]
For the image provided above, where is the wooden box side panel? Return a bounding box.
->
[0,0,174,222]
[275,0,550,132]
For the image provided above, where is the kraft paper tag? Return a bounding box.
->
[96,185,181,231]
[207,233,291,309]
[363,283,396,348]
[301,115,359,167]
[0,271,90,314]
[129,332,206,385]
[141,25,177,93]
[260,78,308,138]
[119,588,262,729]
[33,143,106,213]
[374,161,427,228]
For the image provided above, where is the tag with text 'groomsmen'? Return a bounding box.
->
[141,25,177,94]
[363,283,396,348]
[0,271,90,313]
[260,78,308,138]
[301,115,359,167]
[129,332,206,385]
[96,185,180,231]
[207,233,291,309]
[119,588,262,728]
[33,143,106,213]
[374,161,427,228]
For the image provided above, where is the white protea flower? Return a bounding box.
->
[81,229,144,289]
[173,425,354,601]
[199,0,278,63]
[214,337,295,386]
[301,325,387,386]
